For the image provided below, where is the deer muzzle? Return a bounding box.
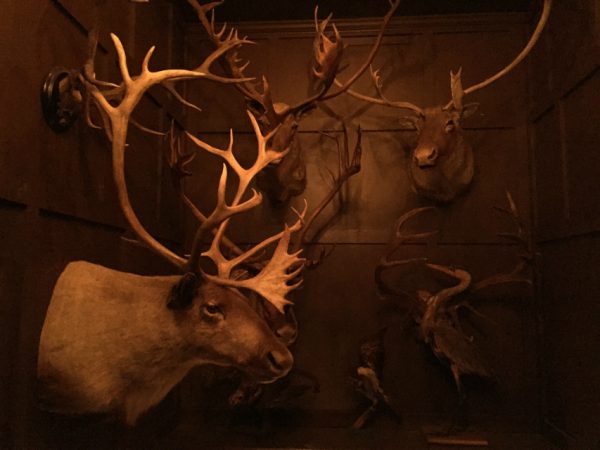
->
[259,346,293,382]
[413,146,438,168]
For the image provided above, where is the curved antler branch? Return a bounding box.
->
[444,0,552,109]
[336,66,424,115]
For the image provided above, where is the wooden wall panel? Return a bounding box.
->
[528,0,600,447]
[563,70,600,234]
[532,107,566,241]
[538,236,600,450]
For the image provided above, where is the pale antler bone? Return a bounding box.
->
[444,0,553,111]
[183,110,307,312]
[82,32,253,269]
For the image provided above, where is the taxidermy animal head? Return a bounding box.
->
[343,0,551,203]
[189,0,401,205]
[38,31,306,425]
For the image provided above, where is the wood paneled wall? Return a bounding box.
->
[181,12,539,439]
[0,1,186,448]
[528,1,600,448]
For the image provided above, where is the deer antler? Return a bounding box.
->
[79,29,302,311]
[291,122,363,263]
[285,0,402,116]
[340,0,551,117]
[183,111,308,312]
[471,191,533,293]
[443,0,552,111]
[82,32,254,268]
[375,207,439,296]
[336,65,425,116]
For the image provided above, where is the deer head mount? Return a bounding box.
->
[343,0,552,203]
[375,192,533,409]
[188,0,399,205]
[38,31,310,425]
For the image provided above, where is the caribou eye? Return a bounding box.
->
[202,303,223,320]
[445,119,455,132]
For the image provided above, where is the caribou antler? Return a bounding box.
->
[82,32,253,268]
[443,0,552,112]
[80,29,307,313]
[343,0,552,116]
[184,111,308,312]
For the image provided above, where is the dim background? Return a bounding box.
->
[0,0,598,448]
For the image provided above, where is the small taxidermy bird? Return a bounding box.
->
[351,327,401,429]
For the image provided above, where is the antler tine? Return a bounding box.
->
[338,66,424,115]
[444,0,552,109]
[375,207,439,292]
[320,0,402,101]
[189,0,277,114]
[203,214,308,313]
[185,110,292,274]
[471,191,533,293]
[166,125,246,259]
[374,207,439,301]
[285,0,402,117]
[82,28,254,270]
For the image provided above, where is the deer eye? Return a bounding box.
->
[202,303,224,321]
[444,119,455,133]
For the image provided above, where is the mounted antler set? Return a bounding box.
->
[189,0,399,204]
[375,192,532,410]
[344,0,552,202]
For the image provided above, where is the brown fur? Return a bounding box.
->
[38,261,292,425]
[408,106,475,203]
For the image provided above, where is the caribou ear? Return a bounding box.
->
[461,102,480,119]
[398,115,418,130]
[167,272,200,310]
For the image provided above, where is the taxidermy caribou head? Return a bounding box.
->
[188,0,400,204]
[38,31,307,426]
[343,0,551,203]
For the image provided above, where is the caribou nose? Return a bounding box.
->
[266,348,293,376]
[414,147,438,168]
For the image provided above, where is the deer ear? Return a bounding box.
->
[461,102,479,119]
[167,272,200,310]
[398,115,418,130]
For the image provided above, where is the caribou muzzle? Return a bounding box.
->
[414,146,438,168]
